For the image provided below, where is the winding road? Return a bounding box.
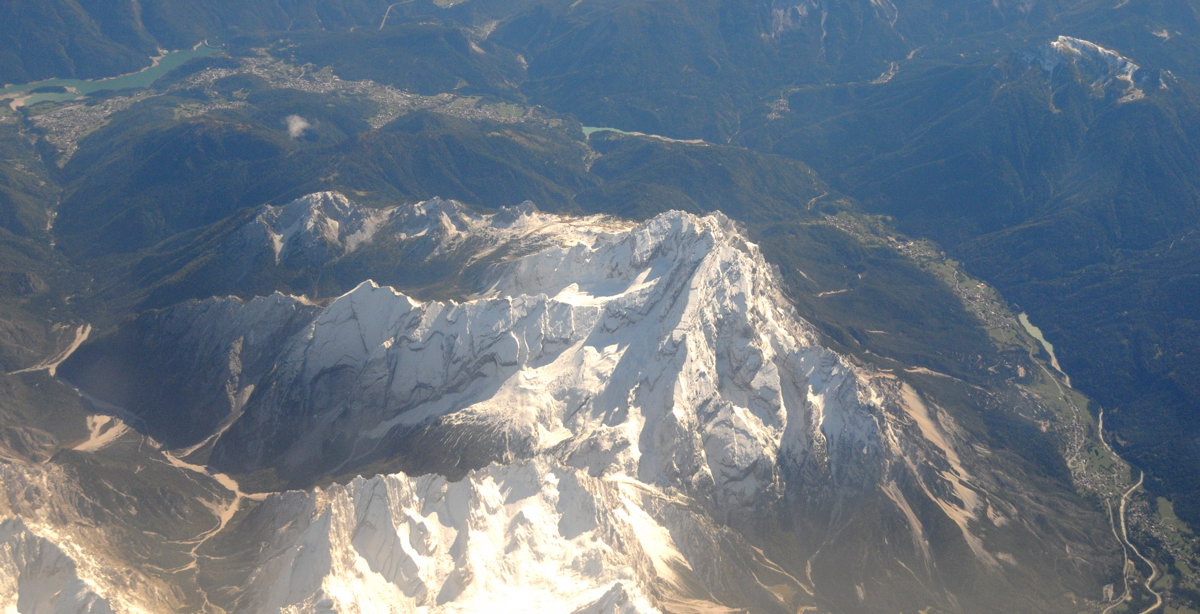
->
[1098,408,1163,614]
[1119,471,1163,614]
[1019,315,1162,614]
[378,0,415,30]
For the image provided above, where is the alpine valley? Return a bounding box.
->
[0,1,1198,613]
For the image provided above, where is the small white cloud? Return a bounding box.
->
[285,114,311,138]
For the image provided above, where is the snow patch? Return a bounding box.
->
[1032,35,1160,103]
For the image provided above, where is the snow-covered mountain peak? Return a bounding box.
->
[55,195,1125,612]
[1032,35,1162,102]
[0,518,119,614]
[485,209,750,303]
[1049,35,1139,76]
[237,458,665,613]
[189,202,971,525]
[246,192,629,271]
[254,191,390,264]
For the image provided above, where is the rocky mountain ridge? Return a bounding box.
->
[47,193,1121,612]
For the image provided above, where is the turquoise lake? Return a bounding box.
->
[1,45,219,107]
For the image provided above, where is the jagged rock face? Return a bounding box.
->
[0,457,214,614]
[222,460,671,613]
[145,191,606,307]
[764,0,1068,46]
[61,292,321,448]
[59,193,1118,612]
[0,519,116,614]
[253,192,388,266]
[214,206,892,509]
[1023,35,1169,103]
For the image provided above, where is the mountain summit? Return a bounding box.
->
[45,194,1120,612]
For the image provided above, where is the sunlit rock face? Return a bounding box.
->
[51,193,1119,613]
[1025,35,1169,103]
